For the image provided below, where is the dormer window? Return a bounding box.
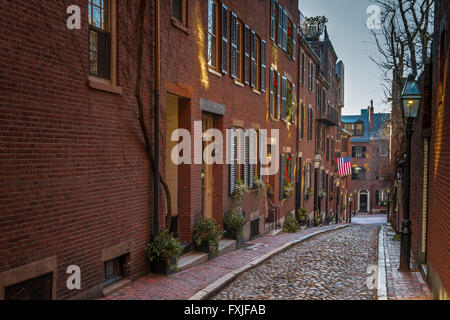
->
[354,121,364,136]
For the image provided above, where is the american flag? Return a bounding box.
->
[337,156,352,177]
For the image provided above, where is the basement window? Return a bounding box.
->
[5,273,53,300]
[103,254,129,287]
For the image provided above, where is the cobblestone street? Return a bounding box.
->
[212,225,380,300]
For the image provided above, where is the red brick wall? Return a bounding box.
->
[427,0,449,294]
[0,0,155,299]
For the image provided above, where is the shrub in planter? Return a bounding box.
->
[233,179,249,204]
[305,188,313,198]
[266,183,274,198]
[193,218,223,259]
[283,214,300,233]
[283,182,295,197]
[296,207,309,226]
[313,216,323,227]
[145,230,183,275]
[223,209,247,246]
[253,176,266,199]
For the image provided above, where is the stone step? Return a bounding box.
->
[177,252,208,272]
[218,239,236,257]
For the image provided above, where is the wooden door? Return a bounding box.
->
[202,113,214,219]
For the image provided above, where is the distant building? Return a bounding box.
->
[341,102,391,213]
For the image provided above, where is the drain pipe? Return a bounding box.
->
[153,0,160,237]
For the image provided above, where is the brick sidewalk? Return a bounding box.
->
[105,224,348,300]
[383,225,432,300]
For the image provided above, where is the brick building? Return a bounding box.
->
[0,0,349,299]
[390,0,449,300]
[341,103,391,214]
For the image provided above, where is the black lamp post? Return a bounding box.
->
[399,74,422,272]
[386,188,391,221]
[348,193,353,223]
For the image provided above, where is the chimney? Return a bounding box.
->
[369,100,374,131]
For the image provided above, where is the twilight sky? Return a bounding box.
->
[299,0,391,115]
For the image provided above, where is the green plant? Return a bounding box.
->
[313,215,323,226]
[341,204,347,209]
[392,233,400,241]
[233,179,249,204]
[145,230,183,271]
[296,207,308,224]
[267,183,274,198]
[306,188,313,197]
[283,214,300,233]
[223,209,247,240]
[284,182,295,197]
[253,176,266,199]
[193,218,223,258]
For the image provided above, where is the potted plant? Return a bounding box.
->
[267,183,274,198]
[296,207,309,229]
[283,182,295,198]
[282,214,300,233]
[233,179,249,204]
[320,190,327,198]
[313,215,323,227]
[145,230,183,275]
[253,176,266,199]
[193,218,223,259]
[223,209,247,248]
[305,188,313,198]
[326,214,335,225]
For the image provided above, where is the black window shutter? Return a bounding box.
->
[244,24,250,85]
[280,154,286,199]
[352,147,356,158]
[376,190,380,204]
[270,0,275,41]
[291,83,296,124]
[276,72,281,118]
[261,40,266,92]
[221,4,228,75]
[250,30,256,88]
[277,4,282,47]
[230,12,238,79]
[281,76,287,120]
[290,154,295,184]
[292,23,296,61]
[282,9,287,51]
[229,129,237,195]
[269,68,274,117]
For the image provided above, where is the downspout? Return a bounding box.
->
[153,0,160,237]
[295,35,301,216]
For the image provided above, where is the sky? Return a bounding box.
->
[299,0,391,115]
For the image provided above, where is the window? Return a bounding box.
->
[104,254,128,287]
[300,103,305,139]
[255,35,261,91]
[351,166,366,180]
[5,273,53,300]
[280,153,294,199]
[269,69,280,119]
[376,189,388,206]
[299,50,305,86]
[308,107,313,141]
[230,13,243,81]
[344,123,354,135]
[172,0,187,26]
[354,121,364,136]
[207,0,218,70]
[378,143,388,156]
[352,146,366,158]
[342,136,348,153]
[89,0,112,80]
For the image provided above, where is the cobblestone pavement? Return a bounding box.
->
[383,225,432,300]
[212,225,380,300]
[105,225,345,300]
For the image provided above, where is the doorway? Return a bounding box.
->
[202,112,214,219]
[359,190,369,212]
[166,94,179,234]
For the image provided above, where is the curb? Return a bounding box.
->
[188,224,351,300]
[377,225,388,300]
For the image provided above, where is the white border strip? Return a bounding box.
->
[377,225,388,300]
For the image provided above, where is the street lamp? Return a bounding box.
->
[353,189,357,217]
[335,179,340,224]
[349,192,353,223]
[399,73,422,272]
[313,154,322,169]
[386,188,391,221]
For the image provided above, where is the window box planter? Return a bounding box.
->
[150,257,178,276]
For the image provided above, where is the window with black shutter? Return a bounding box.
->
[221,4,228,74]
[89,0,111,80]
[244,24,250,85]
[260,40,266,92]
[269,68,274,117]
[207,0,219,69]
[281,76,287,120]
[277,3,282,47]
[250,31,256,88]
[230,12,238,79]
[270,0,275,41]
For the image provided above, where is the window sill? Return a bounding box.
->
[208,68,222,77]
[88,77,123,95]
[234,80,245,87]
[253,89,261,95]
[171,17,190,35]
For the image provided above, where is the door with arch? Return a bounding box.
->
[359,190,369,212]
